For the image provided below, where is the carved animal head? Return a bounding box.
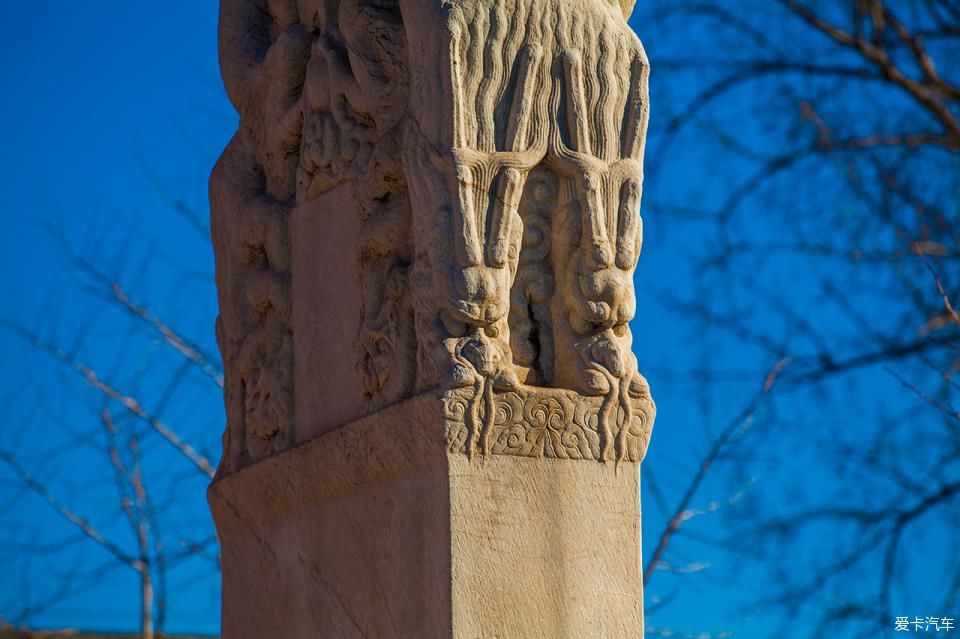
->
[216,0,648,402]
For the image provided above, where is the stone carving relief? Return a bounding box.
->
[212,1,303,475]
[443,385,651,464]
[212,0,654,476]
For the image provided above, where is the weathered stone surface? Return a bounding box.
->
[290,183,369,441]
[210,0,655,636]
[211,0,653,476]
[209,393,646,638]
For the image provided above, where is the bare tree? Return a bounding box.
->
[636,0,960,636]
[0,211,220,636]
[4,2,957,638]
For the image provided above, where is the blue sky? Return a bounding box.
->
[0,2,231,634]
[1,2,954,637]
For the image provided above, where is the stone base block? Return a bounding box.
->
[209,390,646,638]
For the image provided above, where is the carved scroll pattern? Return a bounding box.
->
[442,384,653,463]
[510,165,557,387]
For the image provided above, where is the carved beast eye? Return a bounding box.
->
[613,322,628,337]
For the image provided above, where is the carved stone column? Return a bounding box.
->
[208,0,655,636]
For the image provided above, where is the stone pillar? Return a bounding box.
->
[208,1,655,636]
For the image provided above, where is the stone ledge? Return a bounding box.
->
[214,381,653,482]
[208,391,447,530]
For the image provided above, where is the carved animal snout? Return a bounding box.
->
[577,266,634,325]
[590,333,629,378]
[575,330,632,395]
[450,264,512,324]
[459,332,501,377]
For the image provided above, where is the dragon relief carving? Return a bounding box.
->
[212,0,654,476]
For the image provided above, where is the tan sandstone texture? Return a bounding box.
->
[209,0,655,636]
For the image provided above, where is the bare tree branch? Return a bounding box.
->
[2,321,215,479]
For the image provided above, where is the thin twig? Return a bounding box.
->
[3,321,215,478]
[643,358,788,586]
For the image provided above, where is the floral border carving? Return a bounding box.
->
[442,384,654,463]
